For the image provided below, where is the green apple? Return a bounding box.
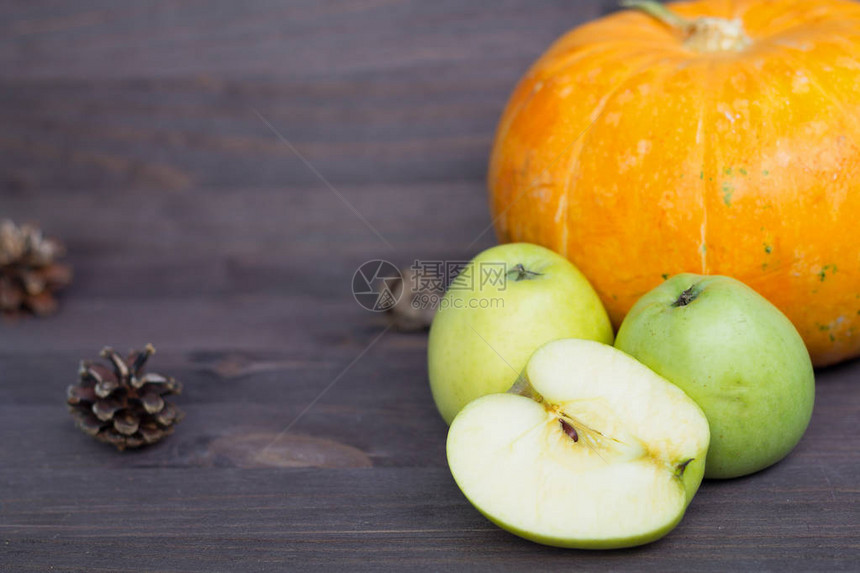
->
[615,273,815,479]
[428,243,613,424]
[447,338,710,549]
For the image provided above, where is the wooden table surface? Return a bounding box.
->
[1,1,858,570]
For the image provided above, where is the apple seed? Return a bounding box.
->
[559,418,579,442]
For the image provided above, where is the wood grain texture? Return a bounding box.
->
[0,1,858,570]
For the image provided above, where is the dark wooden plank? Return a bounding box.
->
[1,464,858,572]
[0,335,450,470]
[0,1,603,80]
[0,77,507,189]
[2,182,494,301]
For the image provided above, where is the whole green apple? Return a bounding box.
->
[428,243,613,424]
[615,274,815,479]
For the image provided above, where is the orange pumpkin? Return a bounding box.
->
[489,0,860,366]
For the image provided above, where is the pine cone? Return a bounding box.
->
[0,219,72,317]
[384,267,442,332]
[67,344,184,451]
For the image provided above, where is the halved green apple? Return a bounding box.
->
[446,339,710,549]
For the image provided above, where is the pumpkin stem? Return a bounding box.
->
[621,0,751,53]
[620,0,691,30]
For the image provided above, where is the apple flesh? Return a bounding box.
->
[615,274,815,479]
[447,339,710,549]
[429,243,613,424]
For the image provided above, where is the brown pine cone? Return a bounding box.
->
[67,344,184,451]
[384,267,443,332]
[0,220,72,317]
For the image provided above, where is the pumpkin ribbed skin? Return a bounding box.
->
[489,0,860,366]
